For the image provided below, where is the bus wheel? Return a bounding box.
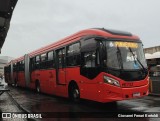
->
[36,81,40,93]
[70,85,80,102]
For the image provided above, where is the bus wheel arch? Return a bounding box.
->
[68,80,80,102]
[35,80,40,93]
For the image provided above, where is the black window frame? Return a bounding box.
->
[48,51,54,61]
[40,53,47,69]
[46,51,55,69]
[66,42,81,67]
[36,55,40,62]
[29,57,35,71]
[83,51,97,68]
[18,61,24,71]
[57,48,66,69]
[41,53,47,62]
[13,62,17,72]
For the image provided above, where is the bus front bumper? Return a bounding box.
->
[99,83,149,103]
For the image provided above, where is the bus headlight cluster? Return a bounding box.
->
[103,76,120,87]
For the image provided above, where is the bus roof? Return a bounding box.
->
[28,28,139,56]
[10,28,140,63]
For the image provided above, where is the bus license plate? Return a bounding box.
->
[133,92,140,97]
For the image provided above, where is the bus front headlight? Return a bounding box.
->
[103,76,120,87]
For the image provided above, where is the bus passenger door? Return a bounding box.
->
[56,48,66,85]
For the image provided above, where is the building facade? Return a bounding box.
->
[0,56,13,76]
[144,46,160,94]
[144,46,160,66]
[144,46,160,54]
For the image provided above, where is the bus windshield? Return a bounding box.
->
[104,41,147,70]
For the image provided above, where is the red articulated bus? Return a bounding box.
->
[4,28,149,103]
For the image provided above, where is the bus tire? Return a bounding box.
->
[36,81,40,93]
[69,83,80,102]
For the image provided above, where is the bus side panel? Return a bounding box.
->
[17,72,25,87]
[54,85,68,97]
[66,67,100,101]
[30,70,40,89]
[29,69,58,92]
[79,73,101,101]
[39,69,55,94]
[30,68,68,97]
[50,69,68,97]
[47,69,57,95]
[30,71,36,89]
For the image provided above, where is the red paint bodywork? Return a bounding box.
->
[4,29,149,103]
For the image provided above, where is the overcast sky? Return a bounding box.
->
[1,0,160,58]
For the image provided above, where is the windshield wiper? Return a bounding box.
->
[129,47,147,73]
[117,46,123,70]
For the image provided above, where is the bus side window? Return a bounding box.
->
[57,48,65,68]
[84,51,96,68]
[13,63,17,72]
[40,53,47,69]
[18,61,24,71]
[48,51,53,60]
[47,51,54,68]
[30,57,35,71]
[66,42,80,66]
[41,53,47,62]
[35,56,40,69]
